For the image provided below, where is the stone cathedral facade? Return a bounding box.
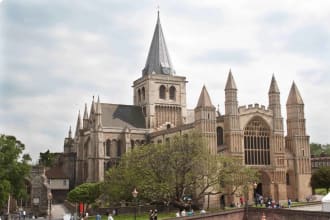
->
[63,13,312,204]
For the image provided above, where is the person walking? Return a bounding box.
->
[288,198,292,208]
[108,214,114,220]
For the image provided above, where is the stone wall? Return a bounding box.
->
[166,207,330,220]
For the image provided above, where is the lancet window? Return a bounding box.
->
[159,85,166,99]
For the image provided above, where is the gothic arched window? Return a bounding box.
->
[217,127,224,146]
[169,86,176,100]
[159,85,166,99]
[142,87,145,100]
[106,139,111,156]
[244,117,270,165]
[138,89,141,102]
[117,140,122,157]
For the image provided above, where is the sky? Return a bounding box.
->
[1,0,330,162]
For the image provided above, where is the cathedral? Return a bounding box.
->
[63,12,312,204]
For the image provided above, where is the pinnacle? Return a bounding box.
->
[286,81,304,105]
[225,69,237,90]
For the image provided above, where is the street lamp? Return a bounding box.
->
[253,182,260,219]
[132,188,138,220]
[253,182,258,206]
[47,192,53,217]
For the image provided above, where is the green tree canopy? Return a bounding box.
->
[311,167,330,193]
[310,142,330,156]
[67,182,102,211]
[0,134,31,209]
[103,132,259,208]
[39,149,55,167]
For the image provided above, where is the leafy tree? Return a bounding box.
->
[104,132,259,208]
[310,142,330,156]
[311,167,330,193]
[67,182,102,213]
[0,134,31,209]
[39,150,55,167]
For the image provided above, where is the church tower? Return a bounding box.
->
[88,97,105,182]
[285,82,312,201]
[194,86,217,154]
[224,70,243,157]
[268,76,287,201]
[132,12,187,130]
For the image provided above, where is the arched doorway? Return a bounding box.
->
[255,183,262,197]
[259,171,272,199]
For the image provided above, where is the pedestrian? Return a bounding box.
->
[108,214,114,220]
[240,197,244,206]
[181,209,186,217]
[149,210,154,220]
[23,210,26,220]
[288,198,292,208]
[154,209,158,220]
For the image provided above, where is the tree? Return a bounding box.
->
[67,182,102,213]
[103,132,259,208]
[39,150,55,167]
[0,134,31,210]
[311,167,330,193]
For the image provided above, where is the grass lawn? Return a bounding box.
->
[315,188,328,195]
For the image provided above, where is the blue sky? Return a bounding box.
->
[1,0,330,161]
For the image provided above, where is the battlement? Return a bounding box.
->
[239,103,272,116]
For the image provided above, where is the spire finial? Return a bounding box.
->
[68,126,72,138]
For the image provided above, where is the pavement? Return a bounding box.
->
[290,204,322,211]
[50,204,71,220]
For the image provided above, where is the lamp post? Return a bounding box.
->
[253,182,259,219]
[132,188,138,220]
[253,182,258,206]
[47,192,53,218]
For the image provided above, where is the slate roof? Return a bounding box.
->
[142,12,175,76]
[101,104,146,128]
[46,167,68,179]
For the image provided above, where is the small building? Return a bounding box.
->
[311,155,330,172]
[46,167,70,203]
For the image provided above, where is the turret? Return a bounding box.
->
[268,75,283,131]
[224,69,242,155]
[286,82,306,136]
[194,85,216,154]
[285,81,311,201]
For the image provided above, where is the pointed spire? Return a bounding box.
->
[75,111,82,136]
[287,81,304,105]
[68,126,72,138]
[225,69,237,90]
[196,85,214,107]
[90,96,95,115]
[142,11,175,76]
[83,103,88,119]
[268,74,280,94]
[96,96,102,114]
